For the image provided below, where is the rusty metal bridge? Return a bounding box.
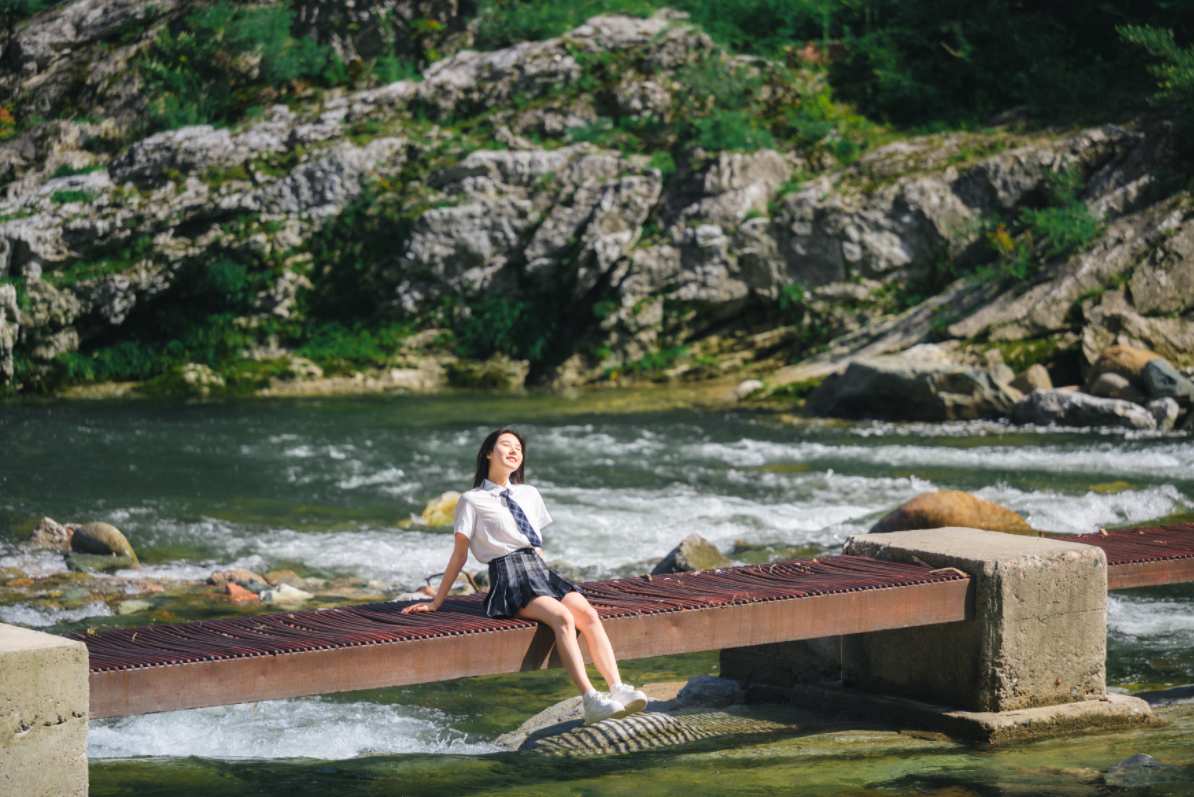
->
[73,523,1194,720]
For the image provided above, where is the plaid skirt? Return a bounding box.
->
[483,548,583,619]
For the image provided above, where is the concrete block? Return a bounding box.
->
[721,637,841,688]
[1,623,89,797]
[842,528,1106,712]
[748,682,1152,743]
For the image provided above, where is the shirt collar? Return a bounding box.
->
[481,479,510,494]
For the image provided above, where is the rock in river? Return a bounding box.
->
[261,583,313,604]
[71,522,138,561]
[421,491,461,527]
[652,534,730,575]
[1141,358,1194,401]
[1011,389,1157,430]
[1009,363,1052,394]
[870,490,1034,536]
[807,358,1021,422]
[26,516,72,550]
[1086,345,1158,388]
[1089,372,1146,402]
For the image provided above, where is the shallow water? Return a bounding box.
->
[1,389,1192,793]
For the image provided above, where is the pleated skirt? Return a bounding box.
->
[483,548,583,618]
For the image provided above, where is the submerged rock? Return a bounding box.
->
[208,568,268,587]
[65,552,137,573]
[71,522,137,561]
[1011,389,1157,430]
[870,490,1034,536]
[1104,753,1186,788]
[652,534,730,575]
[676,675,745,708]
[807,358,1021,422]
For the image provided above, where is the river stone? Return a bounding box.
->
[1011,389,1158,430]
[65,552,138,573]
[26,516,72,550]
[1009,363,1052,394]
[260,583,313,604]
[70,522,137,561]
[1104,753,1185,788]
[265,570,305,587]
[1090,372,1146,401]
[421,491,461,527]
[116,599,152,615]
[806,358,1021,422]
[208,568,267,586]
[733,379,764,400]
[1086,345,1158,388]
[869,490,1034,536]
[1141,358,1194,400]
[1147,398,1180,431]
[652,533,730,575]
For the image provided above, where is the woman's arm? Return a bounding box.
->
[401,533,471,614]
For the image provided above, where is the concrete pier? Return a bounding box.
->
[723,528,1153,740]
[1,623,89,797]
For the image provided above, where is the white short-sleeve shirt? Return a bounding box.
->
[454,479,553,564]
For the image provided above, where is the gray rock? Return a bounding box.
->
[1010,389,1158,430]
[733,379,764,400]
[26,517,72,550]
[1090,372,1146,401]
[807,357,1021,422]
[1142,358,1194,401]
[675,675,745,708]
[71,522,137,561]
[1104,753,1187,788]
[1147,398,1180,431]
[1009,364,1052,394]
[652,533,730,575]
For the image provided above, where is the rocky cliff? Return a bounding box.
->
[0,1,1190,401]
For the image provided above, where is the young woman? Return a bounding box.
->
[402,428,647,725]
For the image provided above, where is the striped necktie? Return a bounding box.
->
[500,490,542,548]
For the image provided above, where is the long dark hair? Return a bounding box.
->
[472,428,527,489]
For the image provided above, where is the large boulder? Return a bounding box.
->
[1009,364,1052,394]
[1011,389,1157,430]
[1086,345,1159,388]
[421,491,462,527]
[1141,359,1194,401]
[70,522,137,561]
[807,358,1022,422]
[652,533,730,575]
[1090,372,1146,402]
[869,491,1034,536]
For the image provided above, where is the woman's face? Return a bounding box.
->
[487,433,523,479]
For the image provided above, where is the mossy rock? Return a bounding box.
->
[652,534,730,574]
[71,522,138,561]
[869,490,1034,536]
[65,552,139,573]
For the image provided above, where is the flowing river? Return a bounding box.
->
[1,388,1192,795]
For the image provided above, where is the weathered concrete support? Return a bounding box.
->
[721,637,841,688]
[841,527,1107,711]
[1,623,89,797]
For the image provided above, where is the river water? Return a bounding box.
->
[1,389,1192,794]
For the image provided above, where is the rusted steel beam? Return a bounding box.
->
[1108,558,1194,590]
[89,578,973,719]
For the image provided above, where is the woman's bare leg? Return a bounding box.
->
[561,591,621,688]
[517,596,594,693]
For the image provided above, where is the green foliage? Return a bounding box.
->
[779,282,805,313]
[612,345,688,377]
[1120,25,1194,127]
[373,55,421,84]
[648,151,676,177]
[49,189,97,204]
[767,377,823,401]
[139,1,342,132]
[50,164,106,179]
[295,322,413,374]
[453,295,555,362]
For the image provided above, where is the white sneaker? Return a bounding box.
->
[582,691,623,725]
[610,683,648,717]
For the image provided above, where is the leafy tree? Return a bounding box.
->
[1120,24,1194,127]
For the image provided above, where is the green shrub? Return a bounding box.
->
[139,1,343,132]
[50,189,97,204]
[453,295,555,362]
[295,322,413,374]
[1120,25,1194,127]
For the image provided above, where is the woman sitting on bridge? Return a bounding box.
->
[402,427,648,725]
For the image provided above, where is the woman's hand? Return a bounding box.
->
[401,601,439,614]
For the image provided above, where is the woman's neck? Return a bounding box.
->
[487,470,510,487]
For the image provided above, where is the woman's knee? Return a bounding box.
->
[573,604,600,630]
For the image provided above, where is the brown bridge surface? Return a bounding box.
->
[74,523,1194,720]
